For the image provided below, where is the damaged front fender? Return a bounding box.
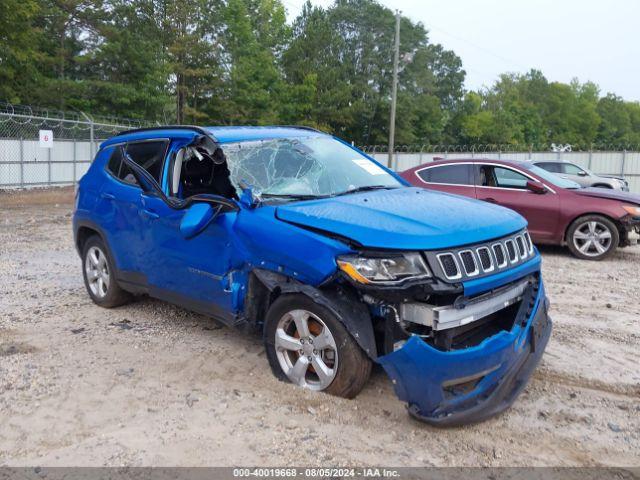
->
[252,269,377,358]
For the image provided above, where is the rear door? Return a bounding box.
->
[475,163,560,242]
[96,145,146,274]
[412,163,476,199]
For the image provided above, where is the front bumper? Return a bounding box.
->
[378,279,551,427]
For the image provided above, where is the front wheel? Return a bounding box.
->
[264,294,372,399]
[566,215,619,260]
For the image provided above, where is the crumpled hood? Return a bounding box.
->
[572,187,640,204]
[275,187,526,250]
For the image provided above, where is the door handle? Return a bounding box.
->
[142,209,159,219]
[101,192,115,200]
[483,197,497,203]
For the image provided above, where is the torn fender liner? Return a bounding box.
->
[253,269,377,359]
[378,281,552,427]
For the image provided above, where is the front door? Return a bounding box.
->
[140,193,238,322]
[475,164,560,242]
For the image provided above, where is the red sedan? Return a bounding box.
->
[400,158,640,260]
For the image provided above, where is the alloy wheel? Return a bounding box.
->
[274,309,338,390]
[85,246,110,298]
[572,220,613,258]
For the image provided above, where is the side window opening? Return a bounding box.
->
[105,146,138,186]
[125,141,168,184]
[493,166,529,189]
[170,145,238,200]
[562,163,585,175]
[417,164,472,185]
[538,162,560,173]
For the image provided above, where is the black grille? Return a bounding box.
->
[478,248,492,270]
[506,240,517,261]
[459,251,476,274]
[493,244,505,265]
[516,236,526,256]
[439,254,459,277]
[524,233,532,251]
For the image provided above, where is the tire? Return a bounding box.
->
[566,215,619,260]
[264,294,372,399]
[81,235,132,307]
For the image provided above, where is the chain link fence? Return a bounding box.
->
[2,103,640,193]
[0,103,152,189]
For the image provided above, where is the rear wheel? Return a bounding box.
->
[567,215,619,260]
[82,235,131,307]
[264,294,371,398]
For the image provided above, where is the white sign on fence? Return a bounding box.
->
[39,130,53,149]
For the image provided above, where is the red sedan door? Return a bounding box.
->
[475,163,560,243]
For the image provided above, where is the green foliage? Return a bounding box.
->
[0,0,638,147]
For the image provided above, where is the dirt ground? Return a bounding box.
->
[1,188,639,467]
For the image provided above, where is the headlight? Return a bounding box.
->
[337,252,431,285]
[622,205,640,216]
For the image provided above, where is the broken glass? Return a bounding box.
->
[223,136,401,200]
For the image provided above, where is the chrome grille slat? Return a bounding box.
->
[524,232,534,254]
[477,247,494,272]
[458,250,479,276]
[505,239,518,263]
[515,235,526,258]
[437,253,461,280]
[492,243,507,268]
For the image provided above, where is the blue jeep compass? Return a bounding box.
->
[73,125,552,426]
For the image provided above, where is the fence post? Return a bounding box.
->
[81,111,95,160]
[48,145,52,185]
[73,138,77,184]
[529,144,533,161]
[19,137,24,188]
[588,146,593,170]
[621,150,626,177]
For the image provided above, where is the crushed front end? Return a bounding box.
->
[338,229,552,426]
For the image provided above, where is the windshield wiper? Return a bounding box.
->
[261,193,326,200]
[332,185,399,196]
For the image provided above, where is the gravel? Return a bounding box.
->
[1,189,639,466]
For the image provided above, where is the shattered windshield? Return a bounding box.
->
[222,136,402,199]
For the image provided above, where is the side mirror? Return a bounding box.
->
[180,203,216,239]
[526,180,547,194]
[577,171,587,177]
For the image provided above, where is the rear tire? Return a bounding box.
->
[264,294,372,399]
[82,235,132,307]
[566,215,619,260]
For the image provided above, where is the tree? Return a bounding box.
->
[0,0,41,103]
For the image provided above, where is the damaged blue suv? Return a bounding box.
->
[73,126,552,426]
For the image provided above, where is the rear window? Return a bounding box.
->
[536,162,561,173]
[105,147,138,186]
[125,141,168,184]
[417,164,473,185]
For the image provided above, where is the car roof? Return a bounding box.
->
[407,158,534,170]
[206,126,326,143]
[102,125,327,148]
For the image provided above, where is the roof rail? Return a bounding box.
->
[272,125,325,133]
[114,125,215,139]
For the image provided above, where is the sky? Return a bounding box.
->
[282,0,640,101]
